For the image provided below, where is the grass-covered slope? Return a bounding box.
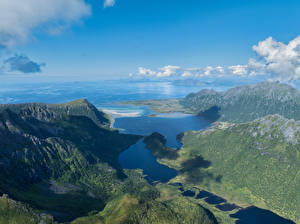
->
[0,194,56,224]
[125,81,300,123]
[72,194,217,224]
[144,132,179,160]
[0,100,218,224]
[165,115,300,222]
[0,100,141,221]
[181,81,300,123]
[0,99,110,128]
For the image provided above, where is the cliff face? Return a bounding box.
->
[0,100,219,224]
[0,100,142,221]
[0,99,110,129]
[0,101,140,187]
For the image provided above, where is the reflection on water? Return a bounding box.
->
[118,139,177,183]
[115,109,296,224]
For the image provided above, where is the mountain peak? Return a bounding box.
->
[0,99,110,128]
[181,81,300,123]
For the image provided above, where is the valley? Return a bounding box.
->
[0,81,299,224]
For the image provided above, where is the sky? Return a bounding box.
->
[1,0,300,82]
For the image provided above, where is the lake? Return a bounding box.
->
[0,80,296,224]
[114,111,296,224]
[115,112,211,182]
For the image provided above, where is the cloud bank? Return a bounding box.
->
[104,0,116,8]
[131,35,300,82]
[3,54,45,74]
[0,0,91,48]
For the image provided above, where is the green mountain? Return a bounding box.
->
[0,99,142,221]
[181,81,300,123]
[0,100,217,224]
[0,194,56,224]
[0,99,111,129]
[164,115,300,223]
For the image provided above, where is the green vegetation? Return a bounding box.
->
[155,184,237,224]
[144,132,179,160]
[72,194,217,224]
[0,100,141,221]
[119,99,192,114]
[161,115,300,223]
[0,98,111,129]
[123,81,300,123]
[182,81,300,122]
[0,100,219,223]
[0,194,56,224]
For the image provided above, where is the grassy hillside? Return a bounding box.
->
[0,100,141,221]
[0,100,218,224]
[0,194,56,224]
[0,99,111,128]
[161,115,300,223]
[123,81,300,123]
[181,81,300,123]
[72,194,218,224]
[143,132,179,160]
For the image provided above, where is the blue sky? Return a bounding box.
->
[1,0,300,81]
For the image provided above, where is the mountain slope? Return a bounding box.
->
[0,194,56,224]
[165,115,300,222]
[72,194,218,224]
[0,100,218,224]
[0,99,110,129]
[0,100,141,221]
[181,81,300,122]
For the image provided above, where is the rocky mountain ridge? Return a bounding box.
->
[181,81,300,122]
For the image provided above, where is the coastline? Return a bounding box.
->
[118,99,194,114]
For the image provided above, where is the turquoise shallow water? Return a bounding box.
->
[0,80,295,223]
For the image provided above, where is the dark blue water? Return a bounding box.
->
[1,80,295,224]
[196,190,214,199]
[115,113,210,148]
[216,203,240,212]
[119,139,177,183]
[205,195,227,205]
[116,113,211,182]
[181,190,196,197]
[230,206,295,224]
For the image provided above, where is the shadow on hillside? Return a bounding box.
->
[180,156,222,184]
[198,106,221,122]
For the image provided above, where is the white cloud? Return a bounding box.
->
[157,65,181,77]
[228,65,248,76]
[138,67,156,76]
[0,0,91,48]
[252,36,300,81]
[104,0,115,8]
[133,65,225,80]
[182,71,193,77]
[130,35,300,82]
